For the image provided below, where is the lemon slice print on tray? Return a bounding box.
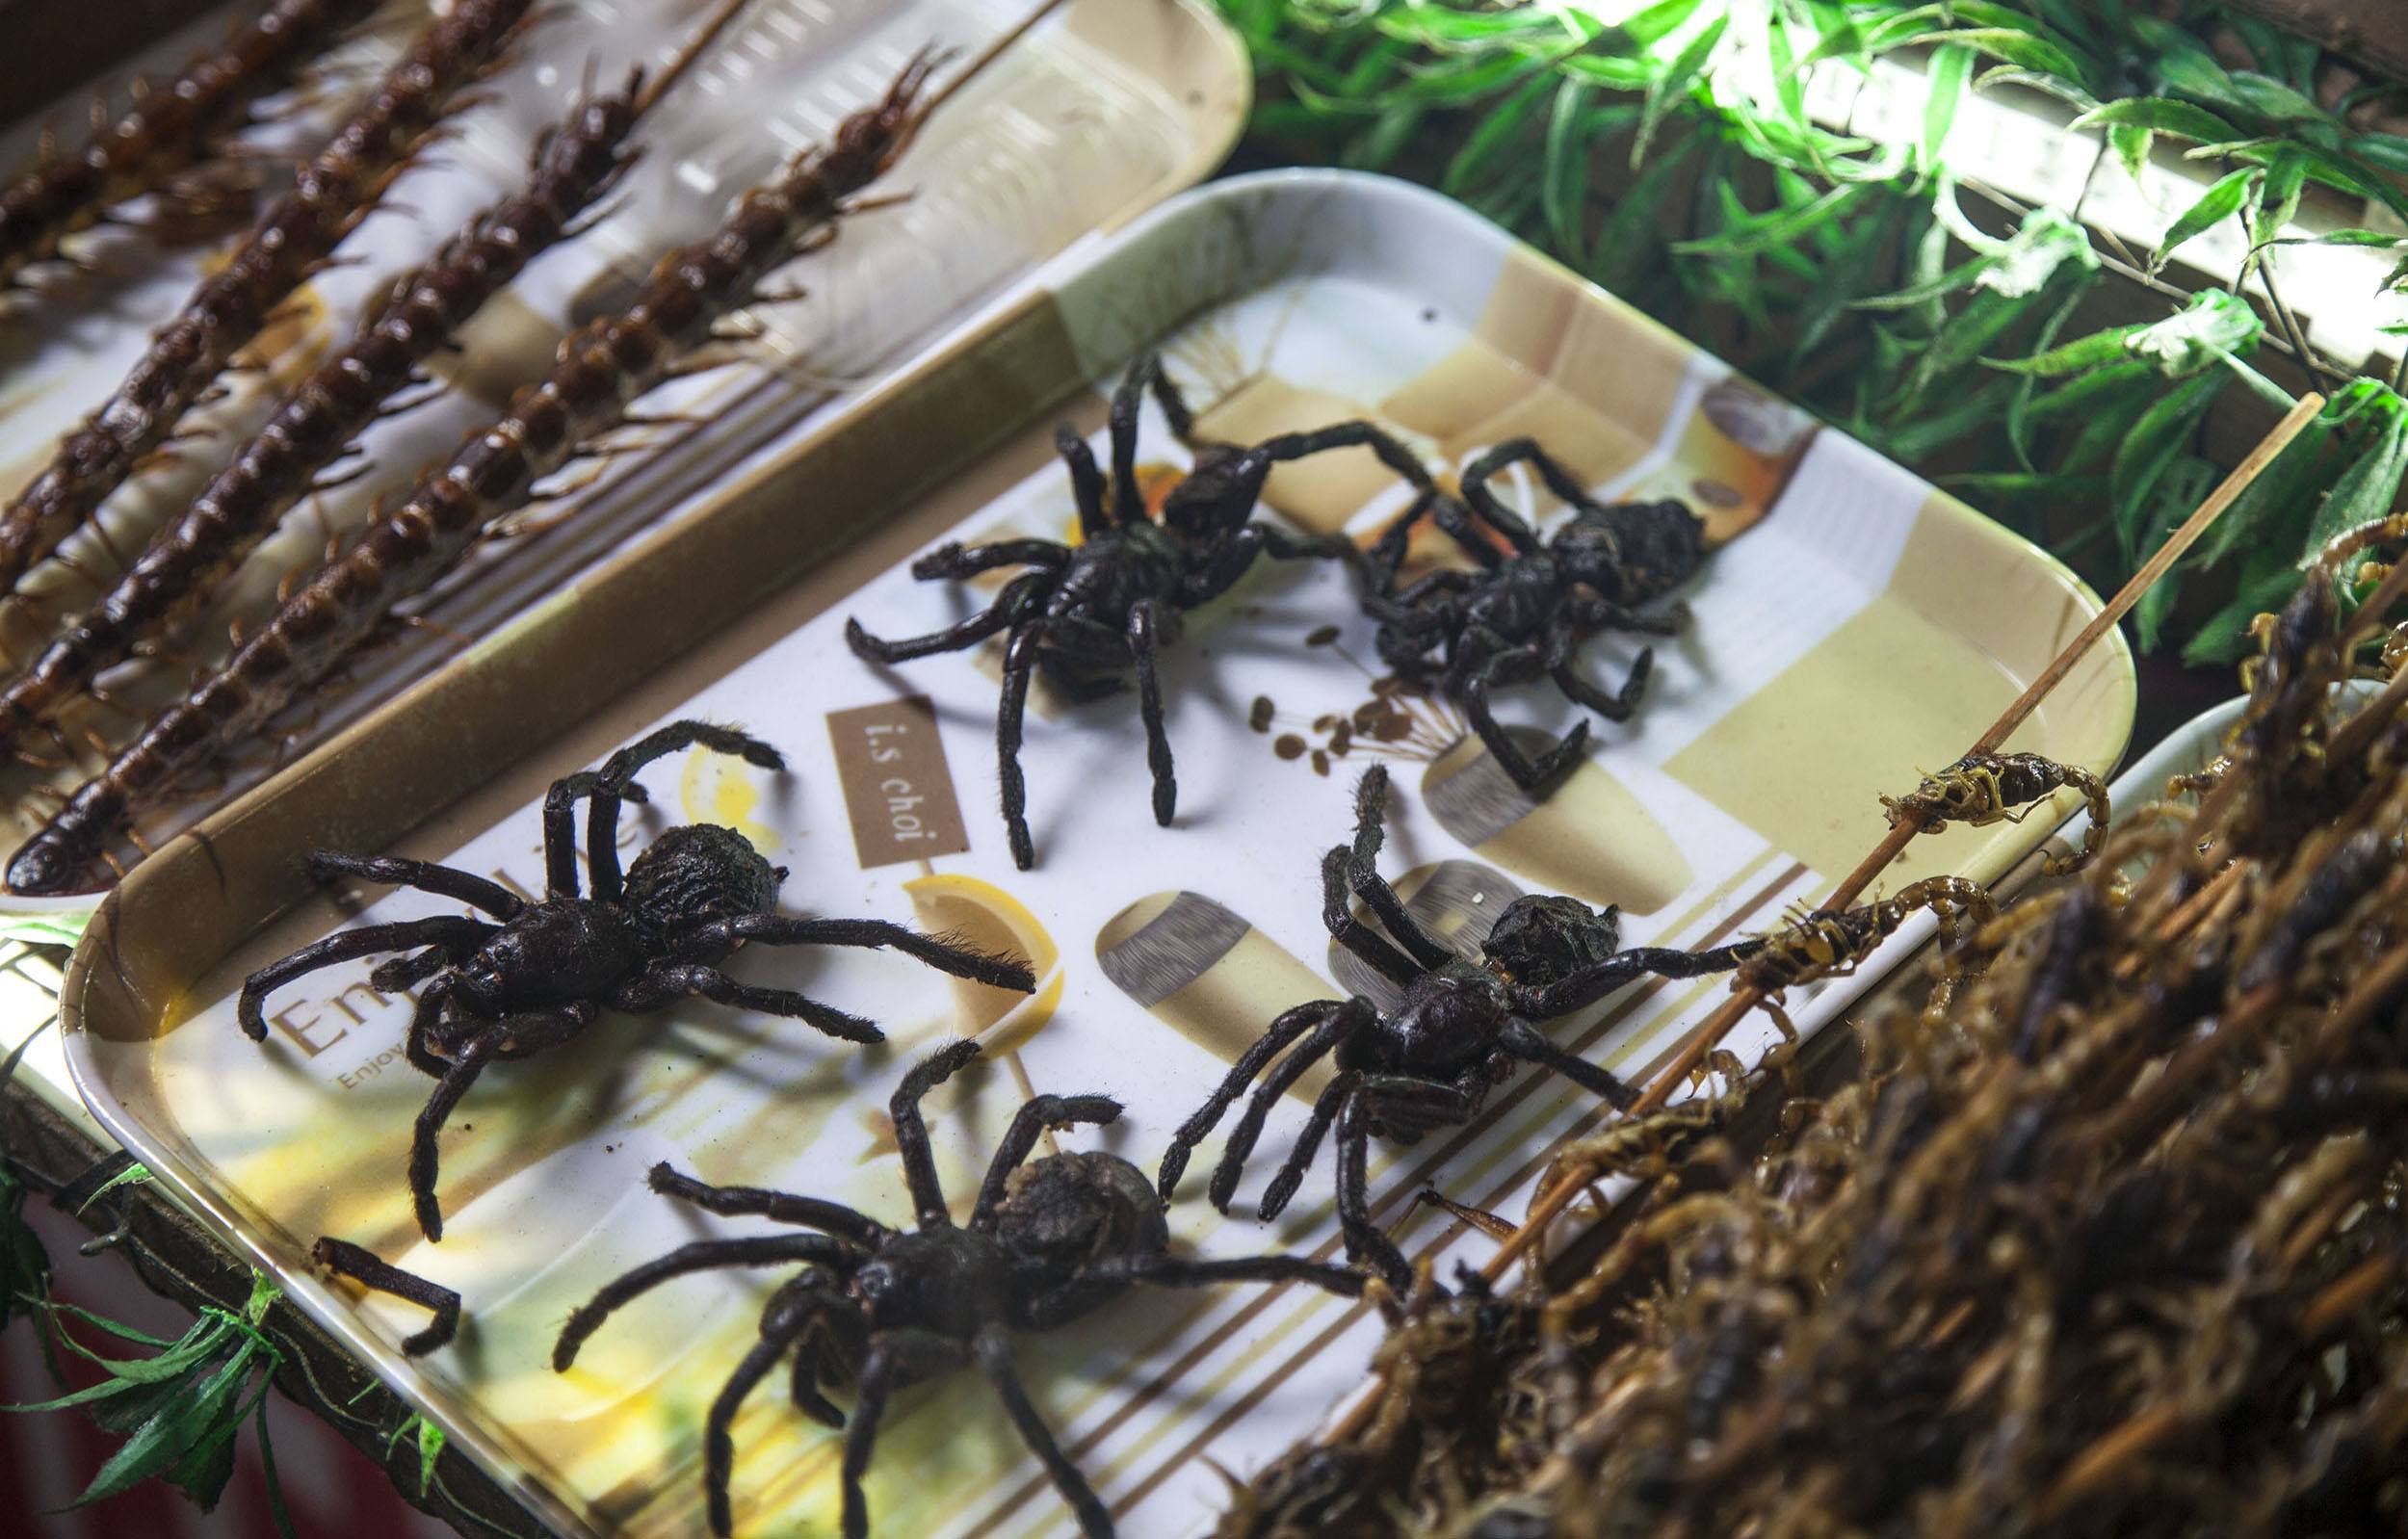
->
[903,873,1064,1055]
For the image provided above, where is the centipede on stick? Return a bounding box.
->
[0,0,383,302]
[0,0,539,599]
[0,0,759,763]
[5,38,1004,897]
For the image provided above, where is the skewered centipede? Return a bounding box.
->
[1882,751,2111,874]
[5,51,947,897]
[0,0,757,762]
[0,0,382,300]
[0,0,538,597]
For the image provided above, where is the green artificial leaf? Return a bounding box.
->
[1441,69,1552,195]
[2022,358,2159,421]
[2301,397,2408,565]
[2186,549,2315,665]
[1987,321,2146,377]
[0,913,88,948]
[1924,27,2087,82]
[1542,79,1605,259]
[74,1161,151,1216]
[66,1338,258,1509]
[385,1415,446,1500]
[1590,133,1698,294]
[2072,98,2243,144]
[2111,369,2227,561]
[1634,13,1728,169]
[2133,455,2219,650]
[2250,150,2309,259]
[2108,123,2152,185]
[2005,279,2094,469]
[2126,290,2264,378]
[1976,208,2093,298]
[2151,167,2260,275]
[1673,181,1862,258]
[2348,134,2408,176]
[1921,44,1974,176]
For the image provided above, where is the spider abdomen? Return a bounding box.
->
[621,822,780,948]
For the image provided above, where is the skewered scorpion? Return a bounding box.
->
[1883,752,2110,874]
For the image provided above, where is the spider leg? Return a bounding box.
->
[540,769,639,901]
[1258,1068,1359,1220]
[846,569,1051,663]
[781,1269,857,1428]
[1055,427,1112,544]
[1367,490,1441,588]
[646,1161,892,1247]
[1103,354,1161,529]
[830,1329,965,1538]
[1179,522,1361,608]
[1159,1000,1340,1199]
[1207,999,1371,1213]
[410,1004,596,1240]
[704,1289,820,1539]
[1254,420,1439,495]
[313,1238,461,1357]
[975,1325,1112,1539]
[1571,591,1686,638]
[1547,630,1654,724]
[615,962,884,1044]
[895,1041,981,1228]
[998,621,1044,871]
[679,915,1037,993]
[1337,1095,1412,1291]
[964,1093,1122,1231]
[1429,495,1507,569]
[1075,1250,1369,1298]
[1498,1019,1636,1109]
[913,536,1072,581]
[240,917,489,1043]
[1127,598,1178,828]
[1144,353,1203,443]
[1344,766,1453,970]
[1512,943,1748,1020]
[587,721,785,905]
[553,1234,857,1369]
[403,981,449,1079]
[1460,438,1572,553]
[1322,846,1422,987]
[304,850,522,920]
[1465,641,1589,792]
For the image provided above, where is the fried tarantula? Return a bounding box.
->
[240,720,1035,1242]
[1367,438,1706,790]
[1157,765,1727,1287]
[553,1041,1368,1539]
[845,352,1418,869]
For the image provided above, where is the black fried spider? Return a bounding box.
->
[845,352,1424,869]
[239,720,1035,1242]
[1366,438,1706,791]
[552,1040,1367,1539]
[1156,765,1726,1287]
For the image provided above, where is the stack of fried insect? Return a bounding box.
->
[1218,517,2408,1538]
[3,11,973,895]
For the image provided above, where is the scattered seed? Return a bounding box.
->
[1275,734,1307,761]
[1306,625,1342,647]
[1250,696,1275,732]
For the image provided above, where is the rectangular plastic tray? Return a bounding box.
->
[62,169,2134,1537]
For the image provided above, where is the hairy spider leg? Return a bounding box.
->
[646,1161,892,1247]
[611,960,884,1044]
[1141,353,1439,504]
[975,1324,1112,1538]
[1497,1019,1635,1109]
[238,916,491,1041]
[1459,630,1590,792]
[304,849,523,919]
[1206,998,1374,1213]
[585,720,785,904]
[679,914,1038,992]
[411,1001,596,1241]
[1545,607,1654,724]
[1158,999,1344,1199]
[971,1092,1122,1228]
[1427,494,1510,569]
[539,770,645,901]
[1069,1250,1370,1298]
[996,619,1045,870]
[1513,943,1745,1020]
[846,568,1050,662]
[1257,1067,1360,1219]
[894,1039,981,1227]
[1055,426,1112,543]
[313,1238,462,1356]
[1322,846,1421,987]
[1127,597,1176,827]
[1460,437,1584,553]
[1337,1093,1411,1289]
[401,978,453,1078]
[842,1329,969,1539]
[1342,765,1453,970]
[1176,520,1361,607]
[1367,488,1447,589]
[708,1272,851,1539]
[552,1233,860,1370]
[911,535,1073,581]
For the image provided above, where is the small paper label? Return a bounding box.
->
[825,696,971,868]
